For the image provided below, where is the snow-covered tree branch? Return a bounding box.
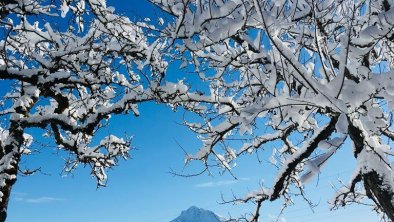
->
[153,0,394,220]
[0,0,168,221]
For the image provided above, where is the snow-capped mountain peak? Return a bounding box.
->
[170,206,222,222]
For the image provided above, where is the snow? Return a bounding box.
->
[152,0,394,219]
[335,113,348,134]
[60,0,70,17]
[2,0,394,220]
[0,0,169,194]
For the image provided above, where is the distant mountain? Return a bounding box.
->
[170,206,222,222]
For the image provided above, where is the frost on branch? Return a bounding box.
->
[61,134,131,186]
[0,0,167,220]
[155,0,394,221]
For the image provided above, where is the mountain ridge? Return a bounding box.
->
[170,206,222,222]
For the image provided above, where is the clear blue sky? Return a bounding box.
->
[5,1,381,222]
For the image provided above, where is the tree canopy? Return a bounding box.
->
[152,0,394,221]
[0,0,167,220]
[1,0,394,221]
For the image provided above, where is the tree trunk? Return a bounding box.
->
[363,171,394,221]
[348,121,394,221]
[0,121,23,222]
